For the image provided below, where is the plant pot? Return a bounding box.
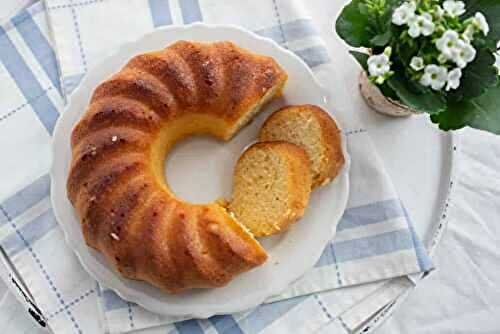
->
[358,71,419,117]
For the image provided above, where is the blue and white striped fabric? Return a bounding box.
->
[0,1,432,333]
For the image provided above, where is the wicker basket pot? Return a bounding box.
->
[358,70,420,117]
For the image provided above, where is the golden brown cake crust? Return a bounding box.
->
[259,104,344,188]
[67,40,287,293]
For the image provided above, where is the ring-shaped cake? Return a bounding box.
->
[67,40,287,293]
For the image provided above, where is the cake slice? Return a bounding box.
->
[228,142,312,237]
[259,104,344,189]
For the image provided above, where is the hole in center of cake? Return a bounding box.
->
[165,135,235,204]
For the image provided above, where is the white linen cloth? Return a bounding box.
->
[0,0,432,333]
[378,128,500,333]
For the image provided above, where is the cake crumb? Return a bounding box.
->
[320,178,331,187]
[207,223,219,233]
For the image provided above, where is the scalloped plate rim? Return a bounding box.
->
[50,23,350,318]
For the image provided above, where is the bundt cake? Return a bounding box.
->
[228,142,312,237]
[259,105,344,188]
[67,40,288,293]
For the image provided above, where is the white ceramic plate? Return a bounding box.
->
[50,23,350,318]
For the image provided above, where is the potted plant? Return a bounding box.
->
[336,0,500,134]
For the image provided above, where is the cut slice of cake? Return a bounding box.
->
[229,142,312,237]
[259,104,344,189]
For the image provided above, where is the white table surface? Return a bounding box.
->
[1,1,498,333]
[378,127,500,333]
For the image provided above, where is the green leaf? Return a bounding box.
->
[431,84,500,134]
[359,3,369,15]
[336,0,376,47]
[384,0,402,11]
[370,30,392,46]
[381,0,401,30]
[394,40,418,65]
[449,48,498,101]
[349,51,369,71]
[464,0,500,49]
[387,72,447,114]
[379,82,400,100]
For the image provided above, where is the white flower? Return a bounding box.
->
[410,56,425,71]
[495,42,500,73]
[420,64,448,90]
[443,0,465,17]
[408,13,435,38]
[446,68,462,90]
[436,30,477,67]
[473,12,489,36]
[436,30,460,60]
[368,53,391,77]
[462,24,476,43]
[495,52,500,73]
[392,2,416,25]
[463,13,490,42]
[454,40,476,68]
